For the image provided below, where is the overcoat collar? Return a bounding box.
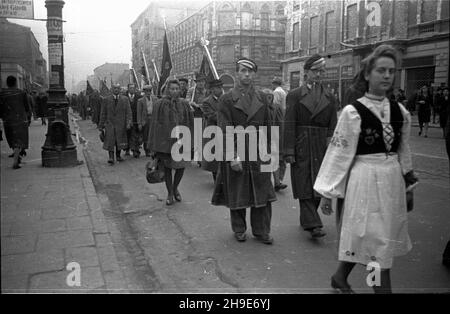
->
[231,87,265,122]
[298,84,331,118]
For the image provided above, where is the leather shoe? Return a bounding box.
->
[310,228,326,238]
[331,275,355,294]
[234,233,247,242]
[107,159,114,165]
[255,235,273,245]
[274,183,287,191]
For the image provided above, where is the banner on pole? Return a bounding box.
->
[0,0,34,20]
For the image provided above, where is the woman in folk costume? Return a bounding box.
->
[314,45,417,293]
[149,79,194,206]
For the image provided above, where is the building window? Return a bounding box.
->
[219,12,235,30]
[219,45,235,63]
[261,45,270,62]
[442,0,450,20]
[261,12,270,31]
[309,16,319,48]
[293,2,300,11]
[241,12,253,29]
[290,71,301,90]
[241,45,250,58]
[346,4,358,40]
[292,22,300,51]
[325,11,335,50]
[421,0,437,23]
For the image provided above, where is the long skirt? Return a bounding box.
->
[339,153,412,269]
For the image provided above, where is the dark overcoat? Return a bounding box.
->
[90,93,102,125]
[284,84,338,200]
[201,94,220,173]
[98,95,132,151]
[0,88,31,149]
[211,87,277,210]
[148,96,194,154]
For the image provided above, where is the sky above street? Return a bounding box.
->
[9,0,161,88]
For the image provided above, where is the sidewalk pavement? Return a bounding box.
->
[1,116,128,293]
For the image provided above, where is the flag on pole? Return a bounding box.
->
[157,30,172,96]
[199,55,216,85]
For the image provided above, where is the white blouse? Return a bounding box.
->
[313,95,413,199]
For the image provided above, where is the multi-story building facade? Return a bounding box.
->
[0,19,48,90]
[131,1,207,85]
[282,0,449,100]
[132,1,287,90]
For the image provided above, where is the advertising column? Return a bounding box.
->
[42,0,79,167]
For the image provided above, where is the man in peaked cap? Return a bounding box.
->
[284,53,338,239]
[212,57,277,245]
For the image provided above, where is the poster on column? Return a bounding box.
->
[0,0,34,19]
[49,43,63,66]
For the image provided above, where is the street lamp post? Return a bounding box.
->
[41,0,79,167]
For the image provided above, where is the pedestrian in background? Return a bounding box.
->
[98,83,132,165]
[187,73,208,164]
[212,58,277,244]
[437,87,449,139]
[126,84,143,158]
[35,90,48,125]
[179,78,189,99]
[201,79,224,182]
[0,76,32,169]
[149,79,193,206]
[138,85,157,157]
[416,85,432,137]
[90,90,102,126]
[271,77,288,192]
[284,54,338,239]
[314,44,416,294]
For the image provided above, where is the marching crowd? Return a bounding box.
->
[2,43,449,294]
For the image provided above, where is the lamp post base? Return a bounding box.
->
[42,148,81,167]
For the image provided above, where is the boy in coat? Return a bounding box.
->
[212,58,277,244]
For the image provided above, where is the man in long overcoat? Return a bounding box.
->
[212,58,277,244]
[0,76,32,169]
[126,84,142,157]
[99,84,132,164]
[201,79,223,181]
[284,54,338,239]
[137,85,158,157]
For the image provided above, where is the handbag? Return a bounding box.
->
[146,156,165,184]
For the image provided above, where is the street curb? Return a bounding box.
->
[69,113,129,293]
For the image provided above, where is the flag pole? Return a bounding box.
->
[200,37,219,80]
[131,68,141,90]
[141,49,151,84]
[151,59,160,82]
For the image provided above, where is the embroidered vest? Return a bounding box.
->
[352,100,403,155]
